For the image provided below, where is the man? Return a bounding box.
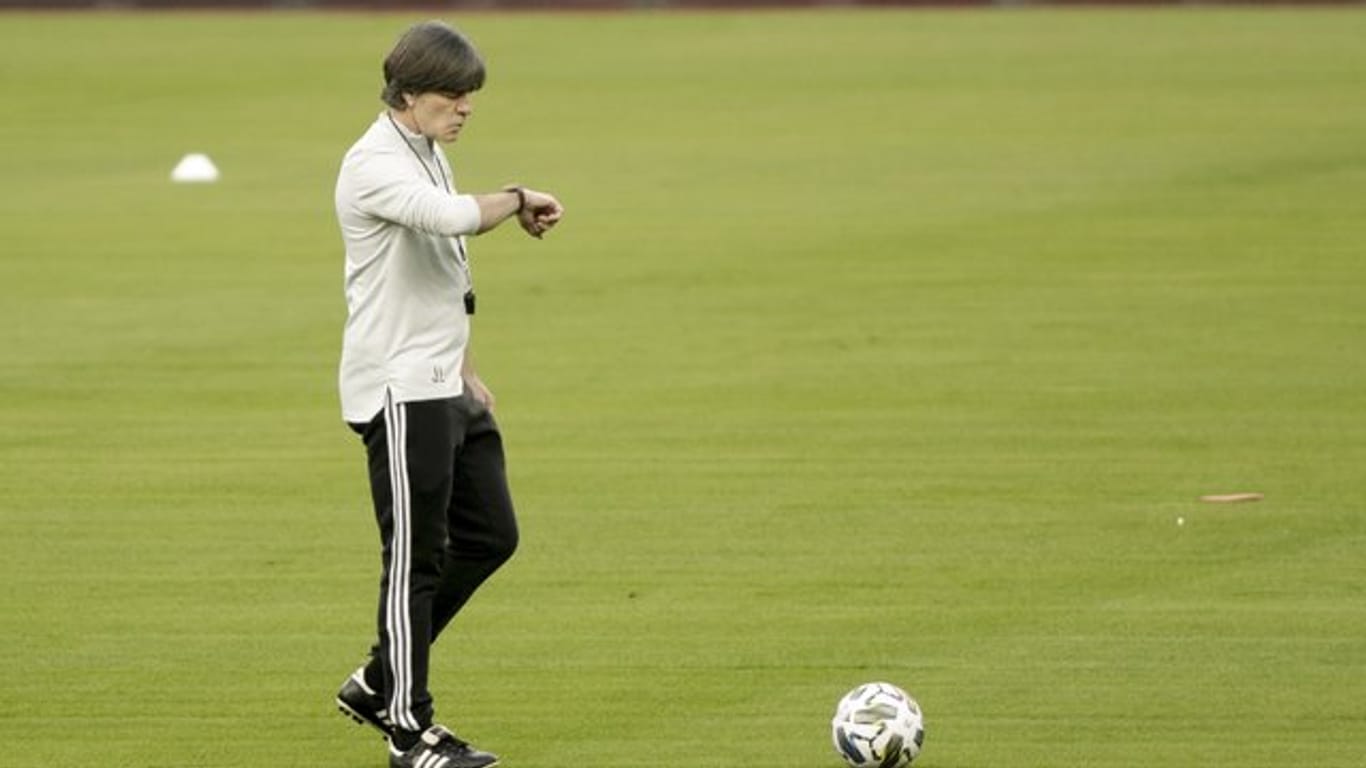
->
[331,20,563,768]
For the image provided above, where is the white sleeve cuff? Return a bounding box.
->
[446,194,482,236]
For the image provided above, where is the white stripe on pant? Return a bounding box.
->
[384,394,420,733]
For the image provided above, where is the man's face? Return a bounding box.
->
[412,90,473,143]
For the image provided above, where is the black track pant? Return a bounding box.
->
[350,389,518,736]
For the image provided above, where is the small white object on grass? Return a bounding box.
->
[171,153,220,183]
[1199,492,1264,503]
[1176,516,1185,527]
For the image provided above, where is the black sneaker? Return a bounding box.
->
[389,724,499,768]
[336,667,394,738]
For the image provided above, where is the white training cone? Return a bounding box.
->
[171,153,220,183]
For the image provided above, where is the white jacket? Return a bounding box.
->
[335,112,483,423]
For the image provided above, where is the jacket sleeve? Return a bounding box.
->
[346,148,482,236]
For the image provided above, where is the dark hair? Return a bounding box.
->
[381,21,486,108]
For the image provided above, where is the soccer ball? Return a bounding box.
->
[831,682,925,768]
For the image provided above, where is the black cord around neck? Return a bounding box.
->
[387,112,450,193]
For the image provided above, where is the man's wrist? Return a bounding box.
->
[505,186,526,214]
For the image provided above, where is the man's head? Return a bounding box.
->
[382,21,485,143]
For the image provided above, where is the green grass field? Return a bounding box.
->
[2,7,1365,767]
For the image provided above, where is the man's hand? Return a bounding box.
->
[463,372,496,412]
[515,188,564,239]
